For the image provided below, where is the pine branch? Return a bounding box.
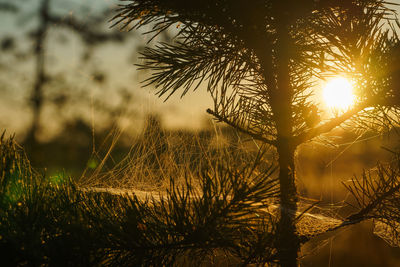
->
[300,160,400,244]
[294,101,371,146]
[206,108,276,146]
[345,183,400,222]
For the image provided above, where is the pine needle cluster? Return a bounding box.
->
[0,134,281,266]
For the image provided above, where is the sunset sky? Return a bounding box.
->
[0,0,214,141]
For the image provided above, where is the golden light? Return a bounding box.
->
[323,77,355,110]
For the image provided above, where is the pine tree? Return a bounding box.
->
[113,1,400,266]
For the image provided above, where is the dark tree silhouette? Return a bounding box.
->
[113,1,400,266]
[0,2,18,12]
[28,0,129,146]
[1,0,128,146]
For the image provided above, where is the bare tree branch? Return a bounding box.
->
[206,108,276,146]
[47,15,125,44]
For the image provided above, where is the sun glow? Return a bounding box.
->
[323,77,355,110]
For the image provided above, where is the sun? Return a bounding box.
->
[323,77,355,110]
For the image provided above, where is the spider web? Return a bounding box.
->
[373,220,400,247]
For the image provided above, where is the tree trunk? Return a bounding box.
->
[276,140,299,267]
[27,0,49,145]
[273,2,300,265]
